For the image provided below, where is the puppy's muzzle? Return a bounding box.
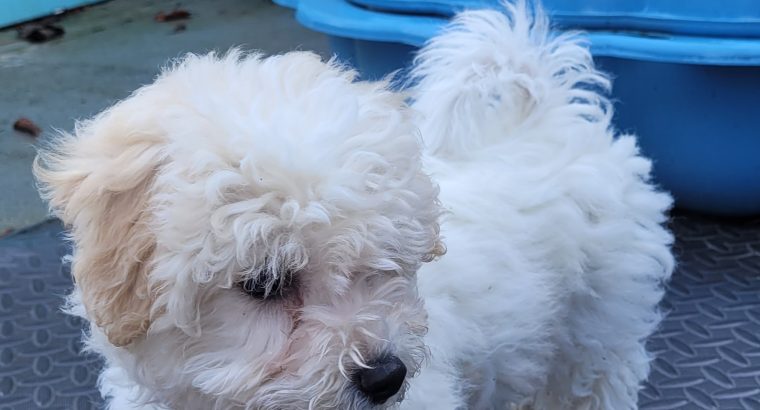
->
[354,355,407,404]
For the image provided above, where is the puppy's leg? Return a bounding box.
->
[402,287,475,410]
[532,138,674,410]
[100,365,165,410]
[402,360,466,410]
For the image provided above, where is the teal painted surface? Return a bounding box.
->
[0,0,102,28]
[0,0,330,232]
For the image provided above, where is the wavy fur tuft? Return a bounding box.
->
[411,0,611,159]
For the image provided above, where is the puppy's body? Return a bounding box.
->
[403,4,673,409]
[36,3,673,410]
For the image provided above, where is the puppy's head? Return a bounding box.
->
[35,50,443,409]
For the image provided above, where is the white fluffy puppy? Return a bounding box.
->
[35,2,673,409]
[36,50,442,409]
[404,2,673,409]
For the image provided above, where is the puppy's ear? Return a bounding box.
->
[34,104,165,347]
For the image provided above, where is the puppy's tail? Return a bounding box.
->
[410,0,611,158]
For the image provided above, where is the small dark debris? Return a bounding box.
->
[13,118,41,137]
[64,5,91,15]
[155,9,191,22]
[17,23,65,43]
[173,23,187,33]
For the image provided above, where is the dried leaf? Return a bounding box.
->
[13,118,41,137]
[155,9,191,22]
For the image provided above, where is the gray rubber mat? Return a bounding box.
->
[0,220,101,410]
[640,214,760,410]
[0,213,758,409]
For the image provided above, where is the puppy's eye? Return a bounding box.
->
[239,275,289,299]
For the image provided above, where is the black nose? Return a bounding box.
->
[354,355,407,404]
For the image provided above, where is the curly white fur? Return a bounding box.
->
[35,2,673,409]
[406,2,673,409]
[37,51,440,410]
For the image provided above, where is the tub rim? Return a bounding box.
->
[295,0,760,66]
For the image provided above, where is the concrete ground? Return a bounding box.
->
[0,0,329,234]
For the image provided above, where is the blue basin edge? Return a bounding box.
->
[288,0,760,215]
[297,0,760,66]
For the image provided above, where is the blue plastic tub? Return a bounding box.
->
[273,0,299,9]
[350,0,760,37]
[0,0,103,28]
[288,0,760,215]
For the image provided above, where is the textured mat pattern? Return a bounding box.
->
[0,220,101,410]
[0,214,758,409]
[640,214,760,410]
